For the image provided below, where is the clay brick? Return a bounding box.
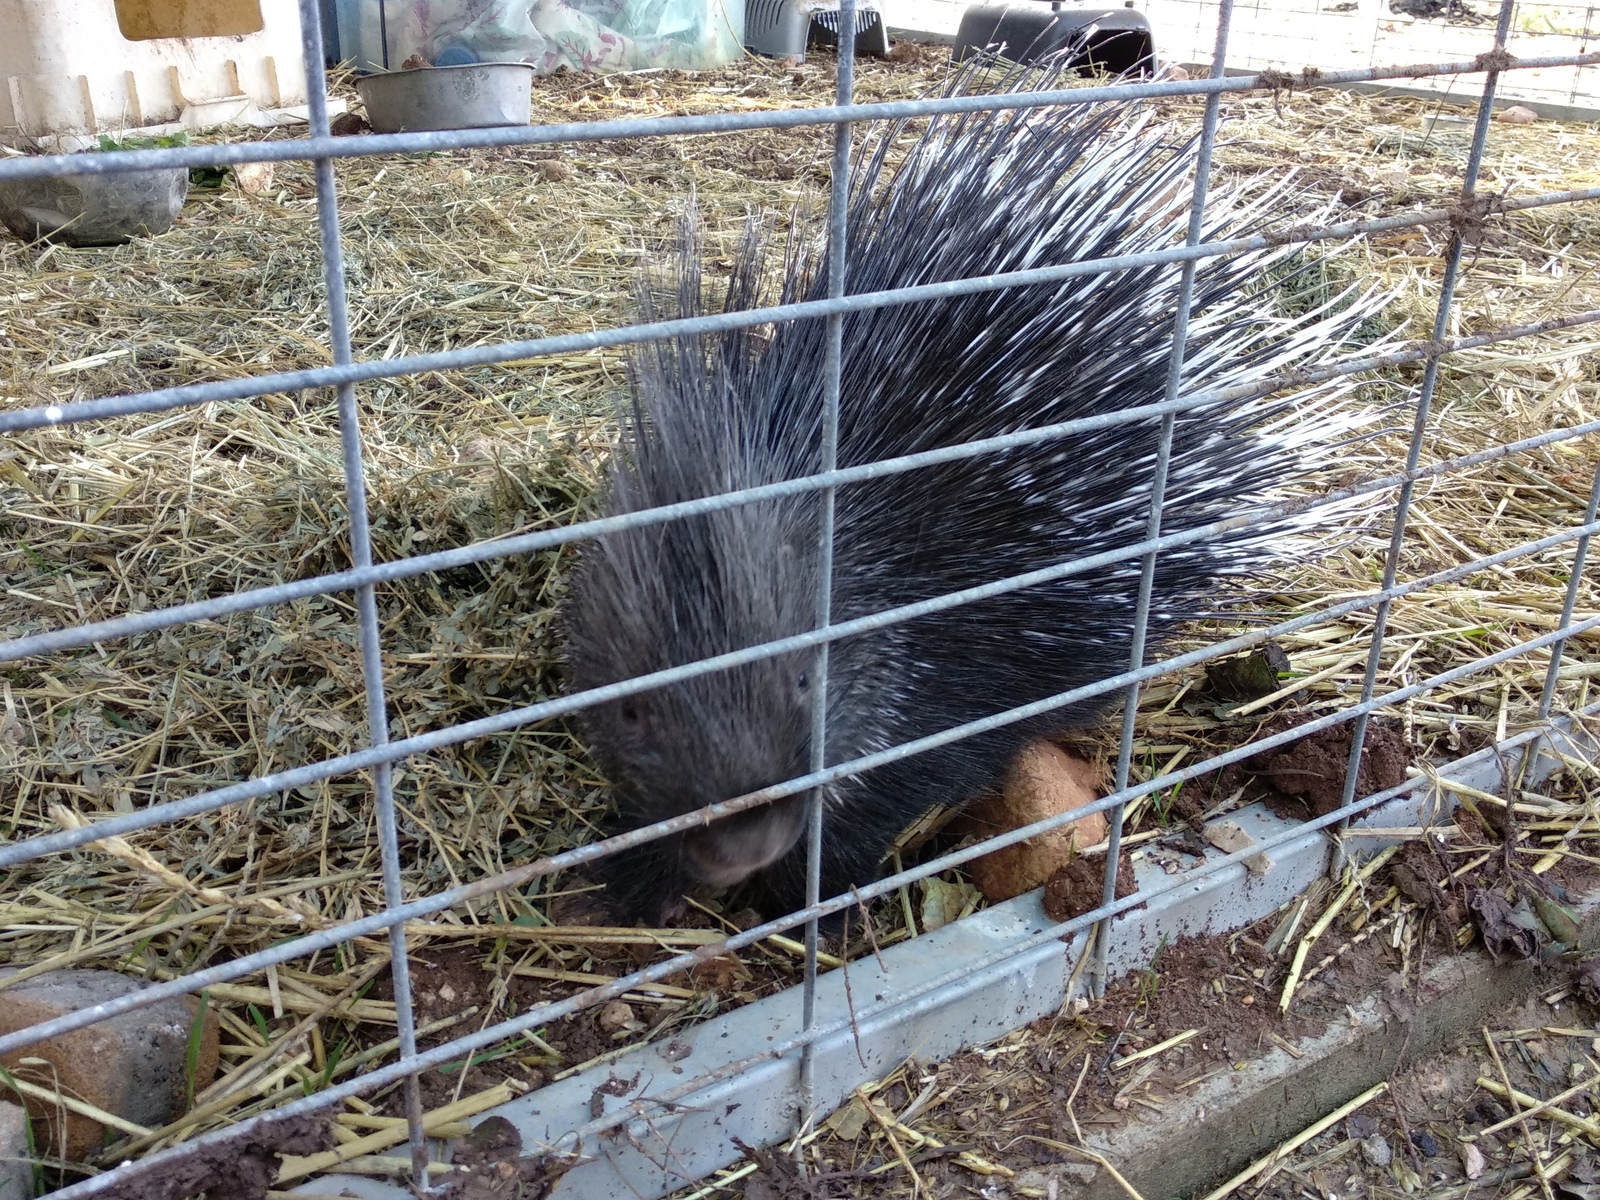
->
[0,969,219,1161]
[0,1102,29,1200]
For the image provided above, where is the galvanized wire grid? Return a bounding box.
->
[2,0,1599,1193]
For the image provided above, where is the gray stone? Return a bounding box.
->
[0,168,187,246]
[0,968,218,1161]
[0,1101,30,1200]
[1360,1135,1393,1168]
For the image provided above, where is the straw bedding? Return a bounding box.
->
[1,46,1598,1177]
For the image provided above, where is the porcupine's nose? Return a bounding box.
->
[682,797,808,886]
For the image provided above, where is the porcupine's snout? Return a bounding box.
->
[681,795,808,886]
[574,646,819,915]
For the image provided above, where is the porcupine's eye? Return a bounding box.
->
[796,671,809,696]
[620,701,642,725]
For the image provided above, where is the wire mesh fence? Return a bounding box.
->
[2,0,1599,1195]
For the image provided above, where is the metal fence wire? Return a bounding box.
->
[3,0,1600,1195]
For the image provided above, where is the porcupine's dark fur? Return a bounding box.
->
[563,59,1384,925]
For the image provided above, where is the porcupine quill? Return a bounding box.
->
[562,56,1388,925]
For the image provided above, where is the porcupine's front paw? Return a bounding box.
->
[587,837,693,927]
[754,856,871,942]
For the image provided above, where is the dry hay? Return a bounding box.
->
[1,45,1599,1183]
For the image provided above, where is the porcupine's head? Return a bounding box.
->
[562,222,832,919]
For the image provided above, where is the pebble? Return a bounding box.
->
[1013,1164,1098,1195]
[1347,1113,1379,1139]
[234,162,274,197]
[1360,1134,1392,1168]
[598,1000,636,1033]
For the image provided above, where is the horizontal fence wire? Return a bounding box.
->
[28,678,1600,1200]
[5,183,1600,436]
[0,50,1595,184]
[5,411,1599,871]
[6,508,1600,1057]
[2,5,1598,1197]
[6,303,1600,665]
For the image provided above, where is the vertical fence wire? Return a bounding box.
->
[294,0,430,1181]
[798,0,857,1126]
[1541,459,1600,715]
[1091,0,1237,998]
[1333,0,1520,864]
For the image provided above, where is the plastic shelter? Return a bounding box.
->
[0,0,316,147]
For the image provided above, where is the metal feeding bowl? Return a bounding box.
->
[355,63,535,134]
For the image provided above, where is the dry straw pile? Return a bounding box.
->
[1,46,1598,1179]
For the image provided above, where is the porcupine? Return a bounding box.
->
[562,59,1383,926]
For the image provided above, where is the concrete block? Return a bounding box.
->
[0,1102,30,1200]
[1079,900,1600,1200]
[0,969,219,1161]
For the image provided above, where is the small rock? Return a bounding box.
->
[957,743,1108,902]
[1498,104,1539,123]
[1574,958,1600,1006]
[1360,1134,1392,1168]
[1347,1113,1379,1139]
[0,968,219,1160]
[1202,818,1273,876]
[1013,1163,1097,1195]
[233,161,274,196]
[538,159,575,182]
[598,1000,636,1034]
[1470,1096,1507,1124]
[0,1103,28,1200]
[1459,1140,1486,1179]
